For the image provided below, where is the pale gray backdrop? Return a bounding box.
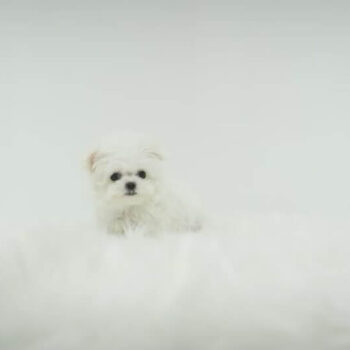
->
[1,0,349,227]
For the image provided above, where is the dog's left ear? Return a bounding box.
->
[144,144,165,161]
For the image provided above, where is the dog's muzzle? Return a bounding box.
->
[125,182,137,196]
[125,190,137,196]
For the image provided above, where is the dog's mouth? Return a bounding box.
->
[125,190,137,196]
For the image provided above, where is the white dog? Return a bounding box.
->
[86,132,204,235]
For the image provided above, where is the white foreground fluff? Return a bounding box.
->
[1,215,350,350]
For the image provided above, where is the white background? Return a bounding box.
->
[1,0,349,227]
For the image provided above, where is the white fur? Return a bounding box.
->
[1,216,350,349]
[87,132,203,235]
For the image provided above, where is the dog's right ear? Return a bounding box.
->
[86,151,100,173]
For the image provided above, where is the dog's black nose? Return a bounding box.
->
[125,182,136,191]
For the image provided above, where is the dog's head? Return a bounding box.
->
[87,132,164,207]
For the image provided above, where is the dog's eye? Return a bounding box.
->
[137,170,146,179]
[110,172,122,181]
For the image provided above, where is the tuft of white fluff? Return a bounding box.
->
[0,214,350,350]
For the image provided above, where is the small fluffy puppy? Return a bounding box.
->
[86,132,204,235]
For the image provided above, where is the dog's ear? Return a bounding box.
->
[86,151,102,172]
[144,144,165,161]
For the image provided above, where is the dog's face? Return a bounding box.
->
[87,135,164,208]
